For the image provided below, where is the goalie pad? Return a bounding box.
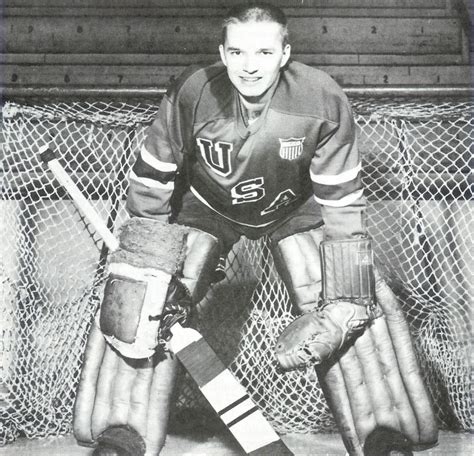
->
[271,229,437,455]
[270,228,323,314]
[98,217,189,359]
[316,270,438,455]
[74,226,221,455]
[74,321,179,455]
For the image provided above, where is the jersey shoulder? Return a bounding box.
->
[166,62,233,121]
[274,60,351,123]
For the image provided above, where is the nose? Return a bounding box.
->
[243,55,258,74]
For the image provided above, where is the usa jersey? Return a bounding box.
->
[127,60,365,235]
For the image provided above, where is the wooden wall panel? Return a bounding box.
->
[4,6,454,18]
[2,0,449,8]
[2,16,222,54]
[3,64,183,87]
[3,63,471,89]
[288,17,461,55]
[2,16,461,55]
[1,0,471,92]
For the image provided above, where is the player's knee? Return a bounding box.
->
[179,226,222,303]
[270,227,324,313]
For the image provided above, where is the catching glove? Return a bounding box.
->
[276,238,382,370]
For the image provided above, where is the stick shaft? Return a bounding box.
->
[46,157,119,252]
[170,323,293,455]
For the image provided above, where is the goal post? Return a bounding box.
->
[0,88,472,445]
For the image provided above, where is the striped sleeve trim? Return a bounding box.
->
[141,144,177,172]
[314,189,364,207]
[129,170,175,190]
[310,162,362,185]
[132,149,176,184]
[312,174,362,201]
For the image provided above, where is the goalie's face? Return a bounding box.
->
[219,21,291,104]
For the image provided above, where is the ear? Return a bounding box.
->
[280,44,291,68]
[219,44,227,67]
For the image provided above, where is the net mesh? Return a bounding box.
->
[0,96,472,444]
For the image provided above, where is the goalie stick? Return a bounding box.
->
[39,146,293,456]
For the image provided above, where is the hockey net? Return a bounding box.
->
[0,94,472,444]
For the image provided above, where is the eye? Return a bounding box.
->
[229,50,241,56]
[261,51,273,55]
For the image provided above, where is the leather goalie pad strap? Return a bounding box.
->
[315,271,438,456]
[74,227,221,455]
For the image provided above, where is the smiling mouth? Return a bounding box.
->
[240,77,261,83]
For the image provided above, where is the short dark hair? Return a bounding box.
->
[221,2,289,47]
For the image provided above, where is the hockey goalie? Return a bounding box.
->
[73,2,438,454]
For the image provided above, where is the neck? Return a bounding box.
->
[239,97,265,123]
[239,94,267,111]
[239,91,271,125]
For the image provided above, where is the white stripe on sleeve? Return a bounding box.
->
[314,189,364,207]
[310,162,361,185]
[141,144,178,172]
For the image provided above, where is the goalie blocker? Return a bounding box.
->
[98,217,191,359]
[271,230,438,456]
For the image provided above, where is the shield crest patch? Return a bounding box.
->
[279,137,305,160]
